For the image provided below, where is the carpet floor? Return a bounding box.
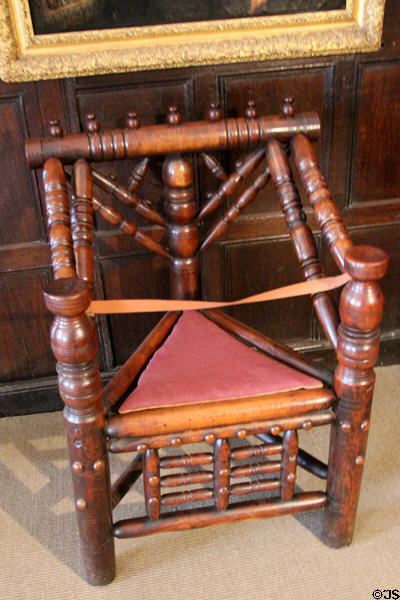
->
[0,365,399,600]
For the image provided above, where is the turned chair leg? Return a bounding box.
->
[44,278,116,585]
[322,246,388,547]
[64,407,115,584]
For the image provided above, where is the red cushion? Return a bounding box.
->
[119,311,322,413]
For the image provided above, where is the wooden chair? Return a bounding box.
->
[25,100,388,585]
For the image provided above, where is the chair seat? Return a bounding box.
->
[119,311,324,414]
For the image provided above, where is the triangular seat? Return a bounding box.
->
[119,311,325,414]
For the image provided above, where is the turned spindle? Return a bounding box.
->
[162,155,200,299]
[214,439,230,510]
[267,139,340,348]
[42,158,76,280]
[143,449,161,520]
[196,147,266,222]
[200,153,227,182]
[200,165,270,252]
[280,429,298,501]
[71,159,94,292]
[160,453,213,469]
[161,471,213,488]
[292,134,353,272]
[127,157,150,193]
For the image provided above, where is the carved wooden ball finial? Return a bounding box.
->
[282,97,294,117]
[48,120,63,137]
[167,105,182,126]
[126,111,140,129]
[85,113,100,133]
[162,156,193,188]
[208,102,223,121]
[245,98,258,119]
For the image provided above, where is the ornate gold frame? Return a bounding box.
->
[0,0,385,82]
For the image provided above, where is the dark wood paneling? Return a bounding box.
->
[0,269,54,381]
[225,237,315,343]
[0,88,43,245]
[352,61,400,204]
[100,253,170,366]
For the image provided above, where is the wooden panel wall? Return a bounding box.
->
[1,2,399,416]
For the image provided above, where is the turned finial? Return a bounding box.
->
[48,120,63,137]
[167,105,181,126]
[207,102,222,122]
[281,97,294,117]
[245,98,257,119]
[344,245,389,281]
[43,278,90,317]
[85,113,100,133]
[126,111,140,129]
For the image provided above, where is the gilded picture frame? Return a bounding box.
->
[0,0,386,82]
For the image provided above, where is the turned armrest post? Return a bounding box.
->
[43,157,76,280]
[323,245,388,547]
[291,134,353,272]
[43,278,115,585]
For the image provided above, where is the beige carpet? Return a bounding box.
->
[1,365,399,600]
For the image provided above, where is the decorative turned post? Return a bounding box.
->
[322,245,388,547]
[71,160,94,293]
[214,438,230,510]
[162,155,200,299]
[43,278,115,585]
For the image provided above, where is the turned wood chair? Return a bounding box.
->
[25,100,388,585]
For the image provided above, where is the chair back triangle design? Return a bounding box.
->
[25,99,388,585]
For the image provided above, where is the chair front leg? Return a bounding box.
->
[44,278,115,585]
[322,246,388,547]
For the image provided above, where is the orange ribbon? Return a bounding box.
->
[87,272,350,315]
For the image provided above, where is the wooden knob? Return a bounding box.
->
[208,102,222,121]
[162,156,193,188]
[48,120,63,137]
[245,99,257,119]
[344,245,389,281]
[167,105,181,126]
[126,111,140,129]
[43,277,90,317]
[85,113,100,133]
[281,97,294,116]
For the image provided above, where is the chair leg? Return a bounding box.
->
[322,381,374,547]
[65,406,116,585]
[322,246,388,548]
[43,279,115,584]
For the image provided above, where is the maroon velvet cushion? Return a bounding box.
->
[119,311,322,413]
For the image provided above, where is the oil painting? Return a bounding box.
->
[29,1,346,34]
[0,0,385,81]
